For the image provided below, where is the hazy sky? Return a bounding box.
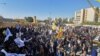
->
[0,0,100,19]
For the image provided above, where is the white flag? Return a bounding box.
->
[7,53,26,56]
[94,36,100,41]
[1,49,26,56]
[14,37,25,48]
[4,28,12,42]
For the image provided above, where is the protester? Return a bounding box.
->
[91,47,97,56]
[0,25,100,56]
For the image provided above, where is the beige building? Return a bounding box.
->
[32,16,37,23]
[74,7,100,24]
[74,9,84,24]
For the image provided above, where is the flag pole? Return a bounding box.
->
[86,0,100,17]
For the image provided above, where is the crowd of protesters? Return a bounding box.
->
[0,24,100,56]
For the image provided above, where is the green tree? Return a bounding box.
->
[63,18,68,24]
[47,17,52,25]
[25,17,33,22]
[69,17,74,23]
[44,19,49,24]
[83,22,100,25]
[95,7,99,22]
[0,16,3,22]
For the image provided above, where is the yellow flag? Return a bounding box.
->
[96,0,100,2]
[59,27,63,32]
[56,27,63,38]
[52,22,56,30]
